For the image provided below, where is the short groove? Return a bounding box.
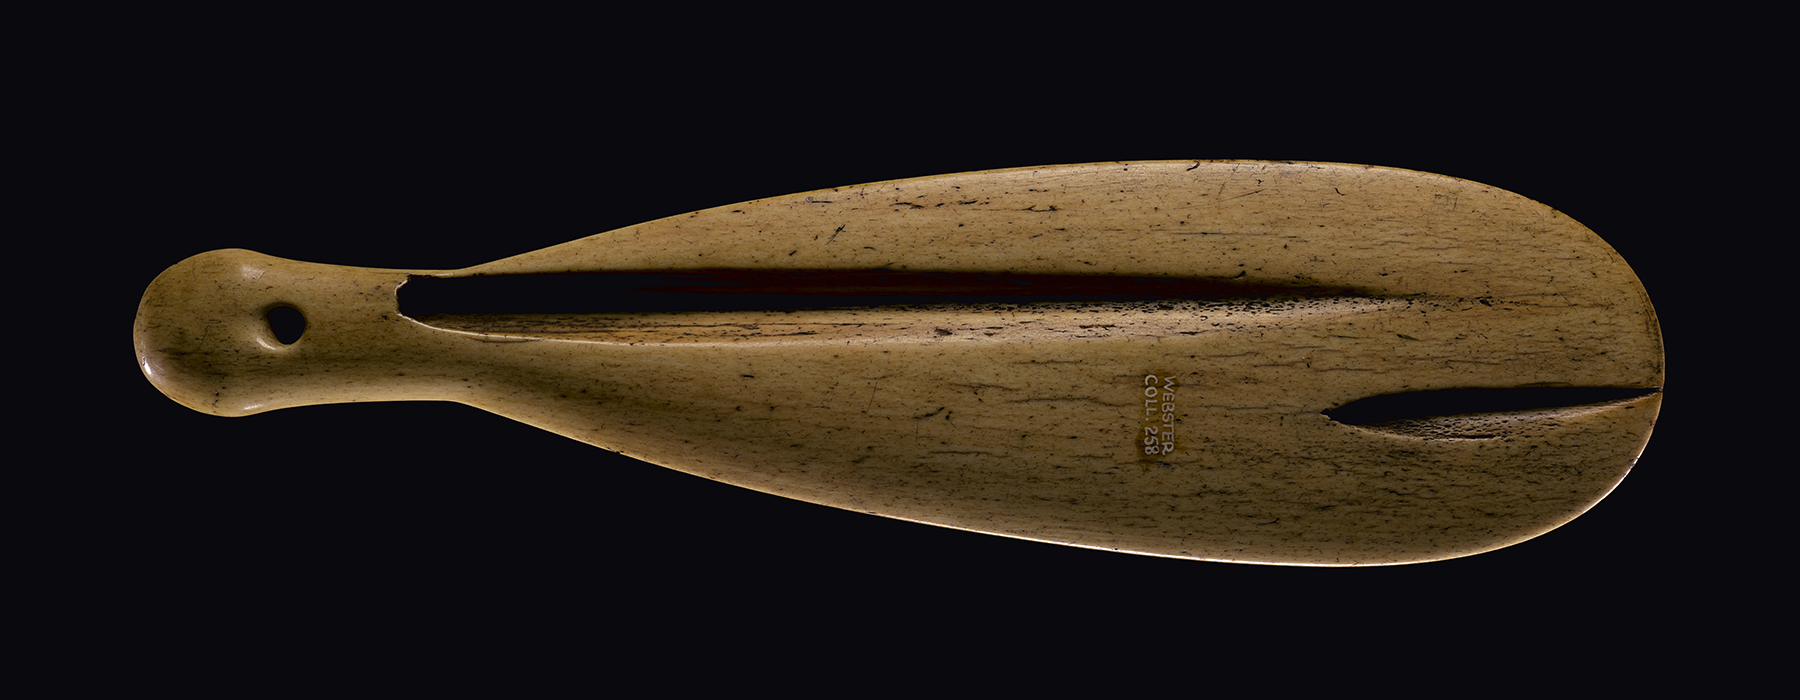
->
[1325,387,1661,439]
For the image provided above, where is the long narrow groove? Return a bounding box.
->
[1324,387,1662,426]
[401,269,1381,316]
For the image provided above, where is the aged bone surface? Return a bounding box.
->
[135,161,1663,565]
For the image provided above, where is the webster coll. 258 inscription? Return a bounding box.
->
[1141,373,1177,458]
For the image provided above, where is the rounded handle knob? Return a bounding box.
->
[134,249,436,416]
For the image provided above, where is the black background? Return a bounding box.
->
[70,16,1761,683]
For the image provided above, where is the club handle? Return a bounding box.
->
[134,249,458,416]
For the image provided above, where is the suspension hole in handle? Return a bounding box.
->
[265,304,306,346]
